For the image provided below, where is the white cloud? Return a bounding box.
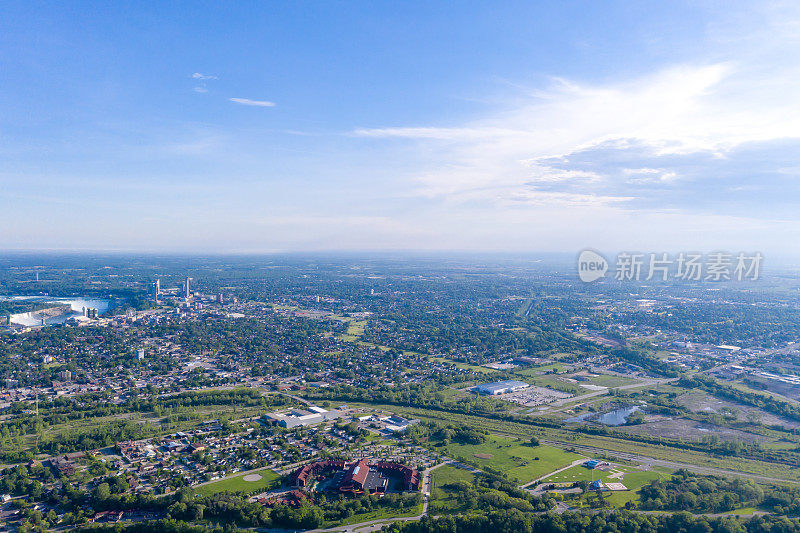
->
[622,168,679,184]
[354,58,800,203]
[229,97,276,107]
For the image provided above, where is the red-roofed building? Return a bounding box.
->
[289,458,420,494]
[376,461,420,491]
[290,460,346,488]
[340,458,370,493]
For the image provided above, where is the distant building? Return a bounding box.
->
[583,460,608,469]
[384,415,419,433]
[266,406,342,428]
[137,349,145,360]
[473,380,530,395]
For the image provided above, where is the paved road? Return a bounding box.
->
[542,440,800,485]
[521,457,589,489]
[276,391,313,406]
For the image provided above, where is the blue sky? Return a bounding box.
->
[1,1,799,254]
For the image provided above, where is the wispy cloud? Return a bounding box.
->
[229,97,276,107]
[192,72,218,81]
[191,72,218,93]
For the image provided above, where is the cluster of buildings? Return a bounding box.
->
[290,458,420,494]
[264,406,343,428]
[48,452,86,477]
[356,413,419,434]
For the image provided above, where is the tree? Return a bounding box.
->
[94,482,111,501]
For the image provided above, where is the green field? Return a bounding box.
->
[543,464,671,507]
[193,469,280,496]
[429,465,477,514]
[442,435,582,484]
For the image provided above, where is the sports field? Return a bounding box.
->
[193,469,280,496]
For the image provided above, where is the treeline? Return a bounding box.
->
[1,389,290,461]
[640,469,800,516]
[304,383,512,419]
[406,420,488,446]
[76,519,236,533]
[166,490,422,529]
[383,510,800,533]
[610,346,680,377]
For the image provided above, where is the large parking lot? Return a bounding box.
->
[500,385,573,407]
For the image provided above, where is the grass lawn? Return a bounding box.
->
[443,435,582,484]
[604,469,671,507]
[193,469,280,496]
[721,507,759,515]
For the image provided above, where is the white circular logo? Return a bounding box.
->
[577,249,608,282]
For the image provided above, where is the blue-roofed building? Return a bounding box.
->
[583,460,601,469]
[590,480,605,491]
